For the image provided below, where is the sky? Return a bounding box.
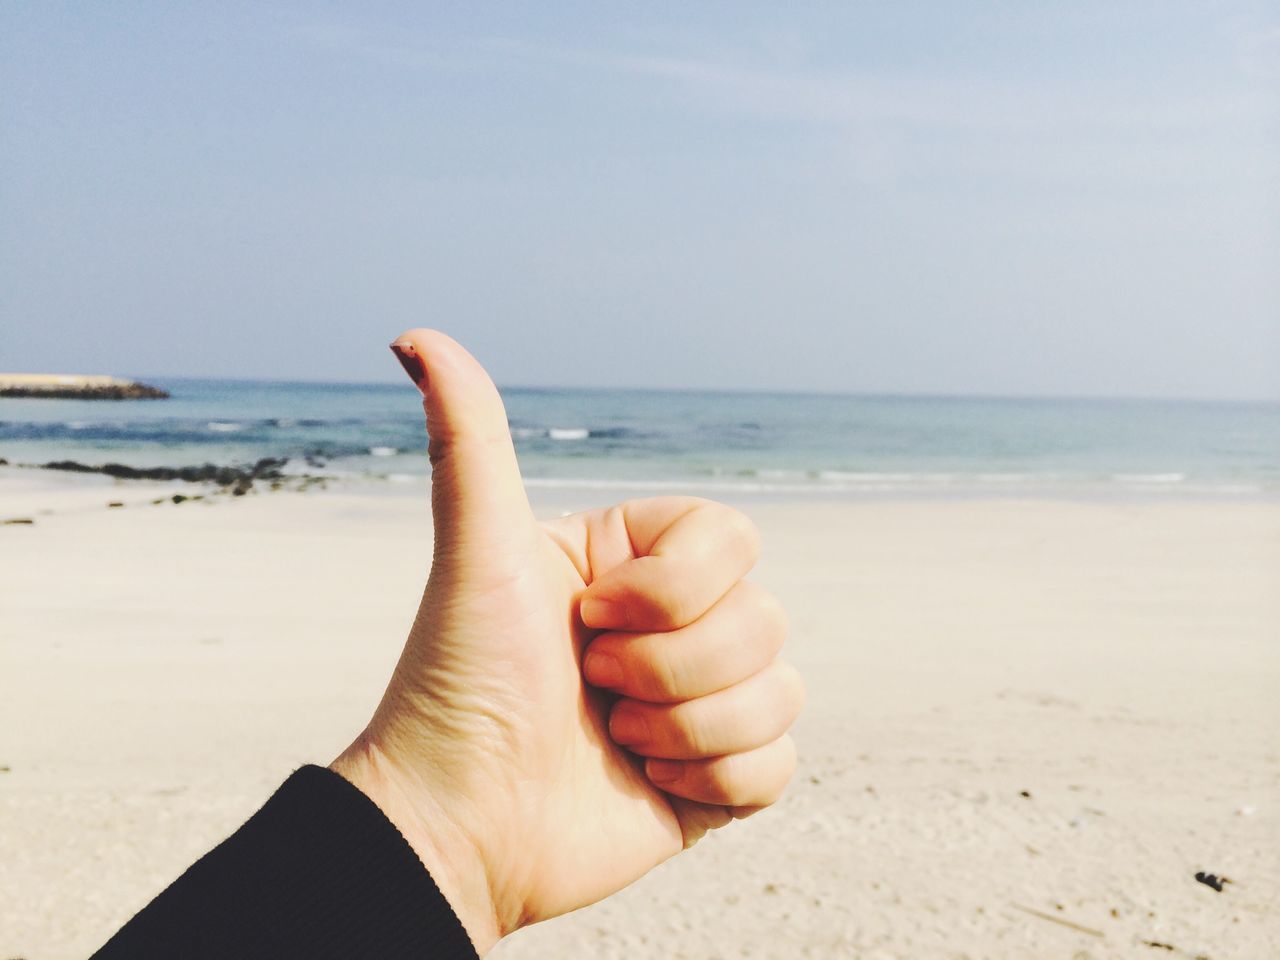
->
[1,1,1278,399]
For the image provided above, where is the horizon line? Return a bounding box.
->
[86,373,1280,406]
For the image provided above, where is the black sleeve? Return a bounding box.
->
[91,765,479,960]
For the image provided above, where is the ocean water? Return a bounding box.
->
[1,379,1277,499]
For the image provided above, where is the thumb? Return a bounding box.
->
[390,329,535,560]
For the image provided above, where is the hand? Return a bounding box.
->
[331,330,804,954]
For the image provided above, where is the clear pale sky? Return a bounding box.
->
[2,2,1277,399]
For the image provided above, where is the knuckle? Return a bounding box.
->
[719,506,762,562]
[702,753,746,804]
[652,581,701,630]
[755,777,787,808]
[603,503,629,538]
[645,644,687,701]
[674,700,721,757]
[785,662,807,715]
[703,738,797,807]
[748,738,797,806]
[776,735,799,783]
[747,583,789,650]
[769,660,807,722]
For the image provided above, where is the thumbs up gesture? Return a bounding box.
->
[331,330,804,953]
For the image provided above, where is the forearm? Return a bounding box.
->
[331,732,506,953]
[91,766,477,960]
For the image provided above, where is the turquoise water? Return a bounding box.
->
[1,379,1277,498]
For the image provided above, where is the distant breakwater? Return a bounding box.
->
[0,374,168,400]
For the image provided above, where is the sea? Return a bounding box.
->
[1,380,1277,500]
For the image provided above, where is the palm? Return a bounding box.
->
[387,507,681,924]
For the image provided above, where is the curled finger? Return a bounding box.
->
[645,735,797,808]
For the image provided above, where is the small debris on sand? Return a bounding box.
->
[1194,872,1229,892]
[1010,903,1104,938]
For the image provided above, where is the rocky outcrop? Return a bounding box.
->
[41,457,289,495]
[0,374,169,400]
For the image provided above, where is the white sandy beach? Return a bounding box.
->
[2,476,1277,959]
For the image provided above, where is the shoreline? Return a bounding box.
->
[3,456,1278,522]
[3,383,1275,505]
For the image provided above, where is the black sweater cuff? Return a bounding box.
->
[92,765,478,960]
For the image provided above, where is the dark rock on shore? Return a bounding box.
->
[41,457,289,491]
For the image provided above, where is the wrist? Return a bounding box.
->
[330,733,503,955]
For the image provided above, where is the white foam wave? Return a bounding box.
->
[817,470,956,484]
[207,421,243,433]
[548,427,589,441]
[523,477,820,493]
[1205,483,1263,494]
[520,476,920,495]
[1112,473,1186,484]
[520,471,1057,494]
[369,446,398,457]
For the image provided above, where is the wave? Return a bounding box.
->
[217,417,356,431]
[270,417,349,428]
[508,425,642,441]
[1111,473,1186,484]
[587,427,641,439]
[520,475,949,495]
[519,473,1273,497]
[1205,483,1264,494]
[817,470,938,483]
[0,418,390,450]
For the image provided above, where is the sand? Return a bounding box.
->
[1,475,1277,959]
